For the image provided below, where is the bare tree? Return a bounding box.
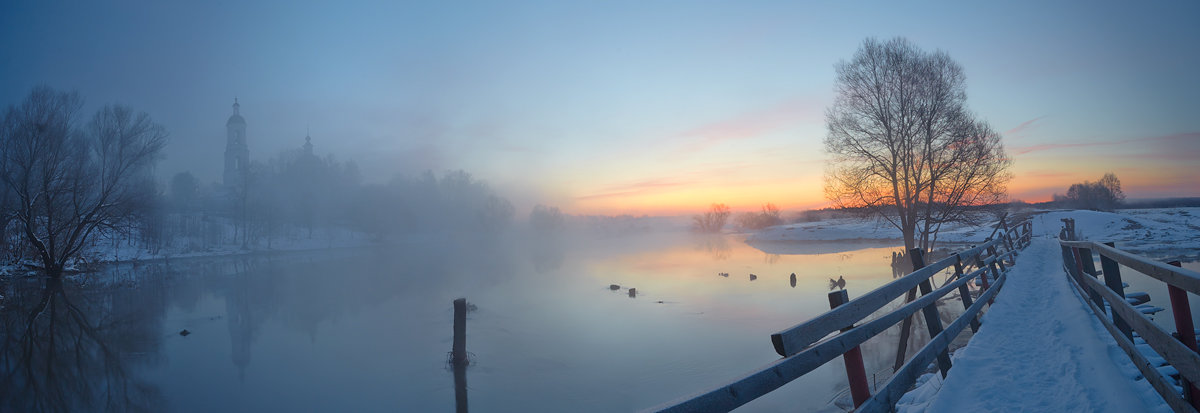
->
[692,203,731,233]
[0,86,167,277]
[735,203,784,230]
[824,37,1011,251]
[1055,172,1124,211]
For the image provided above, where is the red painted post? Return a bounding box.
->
[829,289,870,407]
[1167,260,1200,408]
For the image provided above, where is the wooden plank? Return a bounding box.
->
[1075,270,1200,387]
[771,238,1002,356]
[649,267,986,412]
[1063,266,1198,413]
[858,269,1007,413]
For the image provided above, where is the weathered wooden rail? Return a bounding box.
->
[1059,237,1200,413]
[646,218,1033,412]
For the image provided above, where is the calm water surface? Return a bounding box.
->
[2,232,972,412]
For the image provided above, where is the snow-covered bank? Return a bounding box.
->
[1030,208,1200,261]
[748,207,1200,260]
[0,226,374,278]
[746,215,996,244]
[896,238,1170,412]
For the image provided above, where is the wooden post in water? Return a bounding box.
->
[911,249,952,377]
[829,289,870,408]
[452,298,468,366]
[1166,260,1200,409]
[1097,243,1132,341]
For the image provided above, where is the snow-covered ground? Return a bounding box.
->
[746,214,998,244]
[0,225,374,278]
[749,208,1200,260]
[895,237,1171,412]
[1031,208,1200,261]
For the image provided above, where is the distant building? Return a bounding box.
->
[224,98,249,190]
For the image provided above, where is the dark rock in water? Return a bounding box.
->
[628,288,637,298]
[749,274,757,281]
[609,284,621,290]
[718,272,729,277]
[179,329,191,336]
[656,300,664,304]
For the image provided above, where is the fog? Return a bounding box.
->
[4,1,1199,411]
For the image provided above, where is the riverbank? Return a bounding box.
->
[749,208,1200,261]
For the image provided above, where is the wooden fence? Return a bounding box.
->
[647,218,1033,412]
[1059,237,1200,413]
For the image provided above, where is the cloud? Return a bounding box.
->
[1010,131,1199,156]
[575,178,693,201]
[1004,116,1046,138]
[673,98,821,154]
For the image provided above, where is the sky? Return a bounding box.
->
[1,0,1197,216]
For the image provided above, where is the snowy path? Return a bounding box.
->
[918,237,1169,413]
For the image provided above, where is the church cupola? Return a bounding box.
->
[224,98,249,190]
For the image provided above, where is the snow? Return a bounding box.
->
[1030,208,1200,260]
[898,237,1173,413]
[746,215,997,244]
[750,207,1200,260]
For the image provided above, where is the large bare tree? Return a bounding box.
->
[0,86,167,277]
[824,37,1011,251]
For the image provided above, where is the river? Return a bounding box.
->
[1,232,974,412]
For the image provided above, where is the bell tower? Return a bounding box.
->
[224,98,249,190]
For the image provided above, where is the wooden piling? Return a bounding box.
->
[829,289,870,408]
[452,298,468,366]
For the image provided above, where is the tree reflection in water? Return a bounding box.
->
[0,276,165,412]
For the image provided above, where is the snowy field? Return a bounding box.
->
[1031,208,1200,261]
[0,224,373,278]
[750,208,1200,260]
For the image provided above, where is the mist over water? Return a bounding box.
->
[0,229,943,412]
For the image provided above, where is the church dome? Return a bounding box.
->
[227,98,245,125]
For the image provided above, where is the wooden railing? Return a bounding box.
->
[1059,238,1200,413]
[646,218,1033,412]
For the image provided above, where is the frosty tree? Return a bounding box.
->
[0,86,167,278]
[824,37,1011,251]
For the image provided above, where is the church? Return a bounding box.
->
[224,98,249,192]
[221,98,321,194]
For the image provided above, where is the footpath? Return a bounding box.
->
[903,237,1170,413]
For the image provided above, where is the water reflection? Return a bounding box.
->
[0,277,166,412]
[693,235,731,261]
[452,360,469,413]
[0,233,955,412]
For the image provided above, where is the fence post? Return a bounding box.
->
[1166,260,1200,409]
[1001,217,1016,252]
[954,258,981,333]
[1075,247,1105,311]
[829,289,871,407]
[1097,243,1132,341]
[974,252,995,306]
[452,298,469,366]
[988,245,1008,273]
[911,249,952,378]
